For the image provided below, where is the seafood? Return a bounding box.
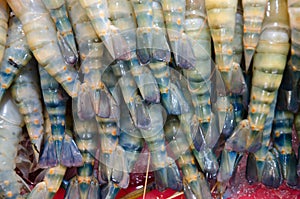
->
[217,2,245,184]
[159,0,196,69]
[277,63,299,112]
[217,101,242,185]
[246,0,290,152]
[277,0,300,113]
[139,104,182,191]
[99,84,144,198]
[11,60,44,162]
[164,115,212,199]
[110,0,160,104]
[217,149,242,187]
[41,0,78,65]
[67,1,123,195]
[27,108,67,199]
[0,92,30,198]
[0,0,299,197]
[69,7,122,190]
[117,98,144,185]
[272,110,297,186]
[178,75,220,177]
[206,0,246,94]
[242,0,268,71]
[227,0,290,153]
[7,0,80,98]
[182,0,232,178]
[130,0,153,64]
[66,0,99,63]
[246,95,283,188]
[66,0,117,122]
[65,152,100,199]
[230,0,246,94]
[111,57,150,135]
[206,0,235,92]
[78,0,130,60]
[66,97,100,199]
[148,1,189,114]
[183,0,212,134]
[95,69,122,189]
[0,15,32,102]
[27,165,67,199]
[113,59,151,129]
[0,0,8,64]
[129,56,160,104]
[129,1,186,115]
[288,0,300,75]
[38,66,82,168]
[150,1,171,105]
[233,0,243,69]
[250,149,283,188]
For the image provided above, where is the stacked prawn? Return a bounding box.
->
[0,0,300,199]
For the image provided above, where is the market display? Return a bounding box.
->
[0,0,299,198]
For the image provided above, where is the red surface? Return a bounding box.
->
[53,187,184,199]
[53,154,300,199]
[227,183,300,199]
[225,155,300,199]
[53,181,300,199]
[53,188,66,199]
[117,188,184,199]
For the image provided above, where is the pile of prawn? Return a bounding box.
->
[0,0,299,198]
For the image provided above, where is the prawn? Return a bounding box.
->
[0,0,9,65]
[206,0,246,94]
[0,92,30,199]
[11,60,44,162]
[7,0,80,98]
[164,115,212,199]
[242,0,268,72]
[0,15,32,102]
[38,66,82,168]
[41,0,78,65]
